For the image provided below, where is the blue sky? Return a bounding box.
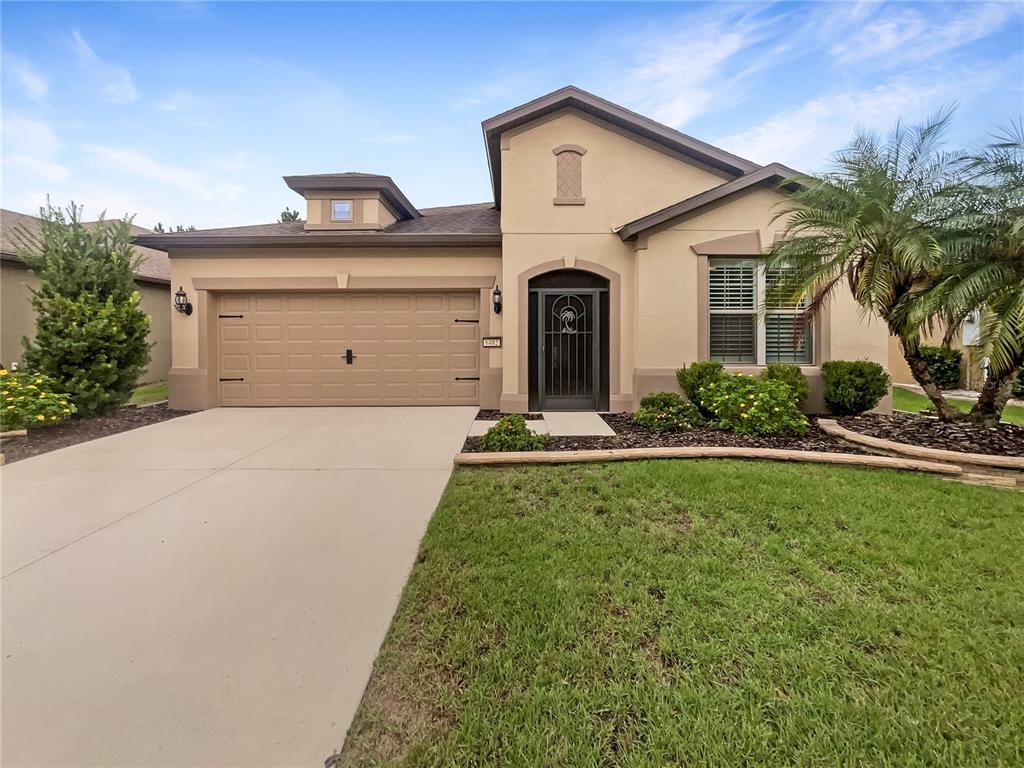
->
[2,1,1022,229]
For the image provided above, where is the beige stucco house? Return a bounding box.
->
[1,209,172,384]
[136,86,890,413]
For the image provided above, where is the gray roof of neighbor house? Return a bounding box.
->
[283,172,421,220]
[617,163,803,241]
[133,203,501,250]
[481,85,762,208]
[0,209,171,283]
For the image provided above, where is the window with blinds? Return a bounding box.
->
[708,259,757,363]
[707,258,813,365]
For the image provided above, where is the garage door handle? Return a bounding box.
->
[219,377,245,382]
[344,349,357,365]
[218,314,244,319]
[453,319,479,324]
[454,377,480,381]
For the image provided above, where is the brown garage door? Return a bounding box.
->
[217,291,480,405]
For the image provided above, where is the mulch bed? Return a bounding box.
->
[476,409,544,421]
[462,413,864,454]
[0,404,189,464]
[837,413,1024,457]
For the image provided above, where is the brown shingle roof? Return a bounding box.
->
[0,209,170,283]
[133,202,501,250]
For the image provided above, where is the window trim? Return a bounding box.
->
[706,257,814,366]
[330,199,354,222]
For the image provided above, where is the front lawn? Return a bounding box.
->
[341,461,1023,767]
[130,381,168,405]
[893,386,1024,425]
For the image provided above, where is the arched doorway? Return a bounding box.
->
[528,269,610,411]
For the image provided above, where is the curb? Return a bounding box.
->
[454,446,962,476]
[817,419,1024,471]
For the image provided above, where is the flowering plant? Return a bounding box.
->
[0,369,76,431]
[631,392,703,432]
[698,373,807,436]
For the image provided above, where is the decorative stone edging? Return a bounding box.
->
[0,430,27,439]
[818,419,1024,471]
[454,446,962,476]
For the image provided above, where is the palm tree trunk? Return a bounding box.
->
[900,336,963,422]
[969,365,1019,427]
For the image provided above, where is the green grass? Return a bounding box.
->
[129,381,168,405]
[341,461,1023,767]
[892,386,1024,425]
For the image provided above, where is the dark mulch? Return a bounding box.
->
[462,412,863,454]
[476,409,544,421]
[1,404,189,464]
[837,412,1024,457]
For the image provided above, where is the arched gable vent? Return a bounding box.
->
[553,144,586,205]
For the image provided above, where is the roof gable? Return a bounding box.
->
[481,85,760,208]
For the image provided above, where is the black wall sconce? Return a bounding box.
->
[174,286,193,316]
[492,285,503,314]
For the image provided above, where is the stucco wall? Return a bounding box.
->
[1,260,170,383]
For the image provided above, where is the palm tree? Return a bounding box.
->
[767,110,964,421]
[907,121,1024,426]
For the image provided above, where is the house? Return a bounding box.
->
[1,209,172,384]
[135,86,890,413]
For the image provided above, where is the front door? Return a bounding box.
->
[536,289,601,410]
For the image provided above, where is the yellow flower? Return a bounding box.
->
[63,408,71,413]
[773,407,780,412]
[36,414,45,421]
[741,413,749,419]
[0,369,7,376]
[5,406,13,410]
[50,416,57,421]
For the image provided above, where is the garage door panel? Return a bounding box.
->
[218,291,480,406]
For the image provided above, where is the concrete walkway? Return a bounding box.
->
[1,406,477,767]
[468,411,615,437]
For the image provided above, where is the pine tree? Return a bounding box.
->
[279,207,302,222]
[15,202,151,416]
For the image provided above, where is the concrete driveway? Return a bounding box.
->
[1,406,477,767]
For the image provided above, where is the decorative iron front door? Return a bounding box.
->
[537,289,600,410]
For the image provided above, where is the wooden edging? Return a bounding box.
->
[818,419,1024,470]
[454,446,962,475]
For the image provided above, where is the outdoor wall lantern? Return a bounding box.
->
[174,286,193,316]
[492,285,503,315]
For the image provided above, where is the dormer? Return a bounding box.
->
[283,172,421,231]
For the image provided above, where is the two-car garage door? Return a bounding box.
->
[217,292,480,406]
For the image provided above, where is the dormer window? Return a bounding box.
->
[331,200,353,222]
[553,144,586,205]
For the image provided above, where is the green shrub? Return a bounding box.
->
[480,415,550,452]
[918,345,962,389]
[1012,370,1023,399]
[821,360,890,415]
[0,369,77,431]
[699,373,808,436]
[632,392,704,432]
[761,363,810,409]
[676,361,724,415]
[16,203,151,417]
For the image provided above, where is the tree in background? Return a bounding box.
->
[15,202,151,416]
[152,222,197,233]
[278,207,302,222]
[768,111,965,422]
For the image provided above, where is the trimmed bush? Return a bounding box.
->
[632,392,704,432]
[918,345,962,389]
[699,373,808,436]
[676,361,724,415]
[821,360,890,416]
[480,415,550,452]
[0,369,77,431]
[16,204,151,417]
[761,363,810,409]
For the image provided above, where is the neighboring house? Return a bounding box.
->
[1,209,172,383]
[136,86,890,413]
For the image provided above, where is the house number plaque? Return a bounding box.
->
[482,336,502,348]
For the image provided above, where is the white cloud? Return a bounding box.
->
[831,3,1021,67]
[81,144,244,202]
[2,115,69,183]
[69,30,139,104]
[3,52,49,102]
[716,59,1017,171]
[358,134,418,145]
[156,90,196,112]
